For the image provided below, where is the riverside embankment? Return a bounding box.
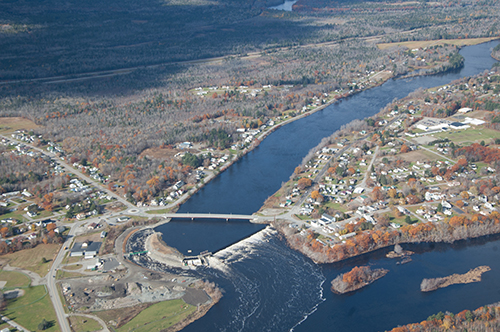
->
[152,41,500,332]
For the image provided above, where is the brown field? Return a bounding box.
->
[94,303,151,328]
[74,230,104,243]
[377,37,499,50]
[0,117,39,133]
[396,150,441,163]
[139,147,180,160]
[0,243,60,277]
[466,110,492,119]
[370,70,392,82]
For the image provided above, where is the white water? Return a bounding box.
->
[196,229,326,332]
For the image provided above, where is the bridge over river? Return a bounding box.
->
[159,212,268,222]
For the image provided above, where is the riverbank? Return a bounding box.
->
[145,232,185,268]
[275,215,500,265]
[139,41,500,332]
[149,41,470,213]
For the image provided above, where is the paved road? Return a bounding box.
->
[359,145,380,190]
[46,221,85,332]
[145,213,256,220]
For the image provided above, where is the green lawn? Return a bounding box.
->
[323,201,349,213]
[56,269,86,279]
[0,210,28,222]
[63,264,82,271]
[0,270,31,288]
[68,315,103,332]
[4,285,59,332]
[294,214,311,221]
[36,209,60,220]
[432,127,500,146]
[11,198,26,204]
[117,299,196,332]
[419,148,451,161]
[146,208,175,214]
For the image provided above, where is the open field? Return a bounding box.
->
[146,208,177,214]
[4,285,59,332]
[116,299,196,332]
[139,147,180,160]
[0,117,39,134]
[377,37,499,50]
[1,244,60,277]
[56,269,86,279]
[68,316,103,332]
[0,270,31,288]
[64,264,82,270]
[397,149,444,163]
[323,201,349,213]
[0,210,28,222]
[432,127,500,145]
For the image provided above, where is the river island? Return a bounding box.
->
[331,266,389,294]
[0,6,499,330]
[420,266,491,292]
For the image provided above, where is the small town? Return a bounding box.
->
[0,40,499,332]
[259,67,500,266]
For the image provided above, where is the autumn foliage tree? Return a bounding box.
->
[298,178,312,190]
[400,144,410,153]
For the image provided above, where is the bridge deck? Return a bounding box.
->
[161,213,255,220]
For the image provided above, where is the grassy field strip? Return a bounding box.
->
[8,285,48,310]
[0,270,31,288]
[117,299,196,332]
[4,285,59,331]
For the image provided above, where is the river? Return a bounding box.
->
[269,0,298,11]
[156,41,500,331]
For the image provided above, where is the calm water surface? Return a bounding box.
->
[269,0,298,11]
[158,41,500,332]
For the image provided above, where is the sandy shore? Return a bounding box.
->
[145,232,185,268]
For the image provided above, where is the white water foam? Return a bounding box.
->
[289,277,326,331]
[211,226,277,266]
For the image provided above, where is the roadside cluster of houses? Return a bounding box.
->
[72,163,106,183]
[310,213,341,234]
[301,95,327,113]
[68,178,91,193]
[46,141,64,154]
[194,84,272,98]
[10,130,39,144]
[0,218,65,243]
[1,136,39,158]
[206,154,230,170]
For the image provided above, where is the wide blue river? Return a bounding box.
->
[156,41,500,331]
